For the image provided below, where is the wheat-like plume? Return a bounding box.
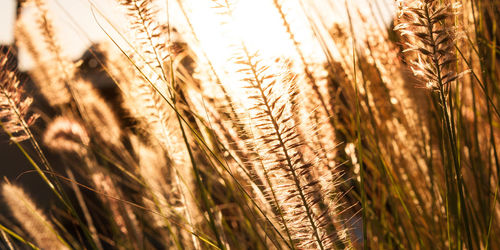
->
[1,183,69,250]
[240,56,348,249]
[71,78,122,146]
[23,0,73,107]
[232,42,348,248]
[394,1,478,248]
[271,1,337,169]
[43,116,90,155]
[14,21,71,107]
[395,0,464,90]
[0,53,39,142]
[29,0,63,60]
[118,0,170,91]
[124,73,202,249]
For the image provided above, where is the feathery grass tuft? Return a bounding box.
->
[1,183,69,250]
[0,52,39,142]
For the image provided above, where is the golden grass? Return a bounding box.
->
[0,0,499,249]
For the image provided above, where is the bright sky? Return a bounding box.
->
[0,0,394,70]
[0,0,15,44]
[0,0,123,69]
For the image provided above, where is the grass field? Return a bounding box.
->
[0,0,499,249]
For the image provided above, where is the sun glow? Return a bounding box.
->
[174,0,329,112]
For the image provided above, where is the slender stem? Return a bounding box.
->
[424,3,473,249]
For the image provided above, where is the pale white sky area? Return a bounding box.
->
[0,0,16,44]
[0,0,123,69]
[0,0,394,70]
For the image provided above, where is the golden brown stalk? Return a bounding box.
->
[395,1,474,248]
[1,183,69,250]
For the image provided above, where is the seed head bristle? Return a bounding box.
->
[0,53,39,142]
[43,117,90,154]
[1,183,69,250]
[72,78,122,146]
[20,0,73,106]
[395,0,465,90]
[234,49,347,248]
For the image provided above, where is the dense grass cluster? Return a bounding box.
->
[0,0,499,249]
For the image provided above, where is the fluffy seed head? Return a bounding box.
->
[43,117,90,154]
[72,78,122,146]
[395,0,464,90]
[1,183,69,250]
[0,52,39,142]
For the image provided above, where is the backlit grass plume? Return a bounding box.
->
[203,1,351,247]
[22,0,73,107]
[395,0,464,90]
[236,54,348,249]
[245,55,344,249]
[119,0,170,88]
[1,183,69,250]
[0,52,39,142]
[72,78,122,146]
[43,116,90,155]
